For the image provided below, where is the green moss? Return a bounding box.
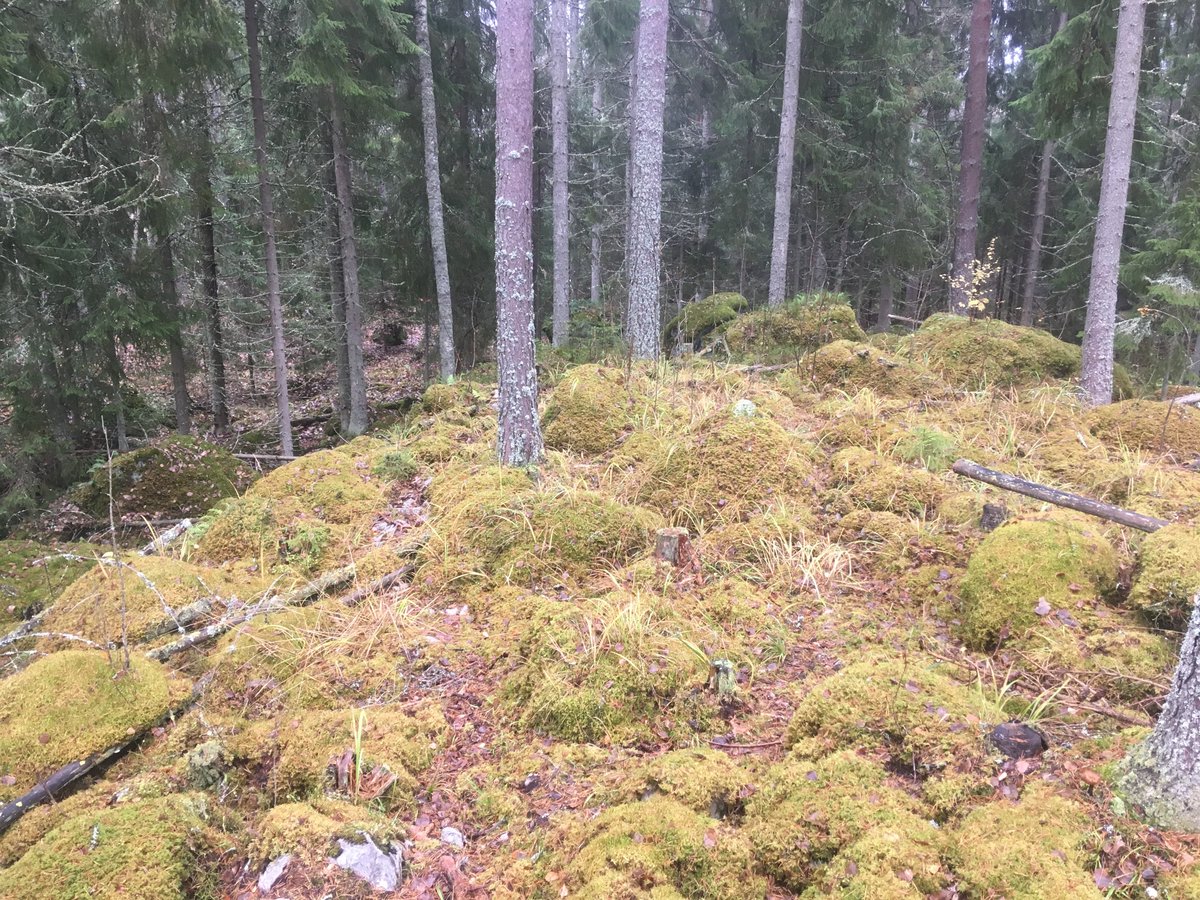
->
[0,650,186,800]
[907,314,1081,389]
[784,657,995,772]
[807,340,935,398]
[542,365,633,454]
[800,822,948,898]
[422,381,465,413]
[828,447,945,516]
[1159,865,1200,899]
[1129,525,1200,629]
[895,426,959,471]
[0,540,99,629]
[949,782,1101,898]
[664,292,748,347]
[0,795,216,900]
[1086,399,1200,455]
[371,448,417,481]
[621,749,750,817]
[70,435,250,522]
[725,296,866,359]
[957,517,1118,649]
[562,795,766,899]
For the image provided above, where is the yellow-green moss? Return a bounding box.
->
[1159,865,1200,899]
[801,822,948,898]
[907,314,1081,389]
[621,749,750,817]
[827,447,945,516]
[1086,399,1200,455]
[0,651,186,800]
[1129,525,1200,629]
[0,795,216,900]
[562,794,766,899]
[665,292,748,347]
[949,782,1102,898]
[725,297,866,360]
[785,657,995,772]
[0,540,99,629]
[957,517,1118,649]
[251,798,400,865]
[807,340,936,397]
[542,365,633,454]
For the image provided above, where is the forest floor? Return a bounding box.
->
[3,302,1200,899]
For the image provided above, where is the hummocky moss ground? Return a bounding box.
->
[2,309,1199,898]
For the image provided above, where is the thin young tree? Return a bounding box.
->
[550,0,571,348]
[1080,0,1147,407]
[415,0,457,381]
[243,0,294,456]
[495,0,544,466]
[767,0,805,308]
[194,121,230,433]
[949,0,991,315]
[625,0,670,359]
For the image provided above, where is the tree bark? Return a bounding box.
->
[625,0,670,359]
[324,145,351,432]
[873,268,895,333]
[550,0,571,348]
[104,331,129,453]
[415,0,457,381]
[160,234,192,435]
[1020,138,1054,327]
[243,0,294,457]
[767,0,805,308]
[1081,0,1147,407]
[328,90,369,436]
[494,0,544,466]
[949,0,991,314]
[195,147,229,434]
[590,70,603,310]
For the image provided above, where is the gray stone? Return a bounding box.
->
[257,854,292,893]
[440,825,465,848]
[332,833,403,892]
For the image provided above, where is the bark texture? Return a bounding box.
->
[949,0,991,315]
[874,268,895,333]
[324,150,351,432]
[1081,0,1147,407]
[550,0,571,348]
[160,234,192,435]
[625,0,670,359]
[590,72,603,309]
[195,151,229,433]
[243,0,294,457]
[494,0,544,466]
[416,0,457,381]
[1020,138,1054,327]
[767,0,805,308]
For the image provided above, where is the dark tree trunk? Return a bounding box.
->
[949,0,991,314]
[104,331,129,453]
[195,155,229,433]
[550,0,571,347]
[324,146,351,432]
[160,234,192,435]
[874,268,895,333]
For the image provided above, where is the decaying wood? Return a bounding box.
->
[1170,392,1200,407]
[0,740,132,834]
[950,459,1170,532]
[339,567,412,608]
[0,609,49,650]
[232,452,296,462]
[654,527,703,582]
[139,518,192,555]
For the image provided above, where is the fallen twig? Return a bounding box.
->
[139,518,192,556]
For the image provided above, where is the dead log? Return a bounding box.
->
[1170,392,1200,406]
[0,609,48,651]
[0,741,129,833]
[950,459,1170,533]
[139,518,192,556]
[340,567,412,608]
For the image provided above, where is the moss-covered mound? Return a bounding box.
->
[664,291,748,348]
[957,517,1118,649]
[0,795,216,900]
[807,340,937,398]
[908,314,1081,389]
[950,783,1101,898]
[0,651,186,800]
[785,657,995,772]
[744,751,945,893]
[724,296,866,359]
[70,435,250,522]
[618,748,751,818]
[826,447,945,516]
[542,364,634,454]
[0,540,99,629]
[38,555,258,650]
[560,794,766,899]
[252,798,400,866]
[1129,525,1200,629]
[1086,399,1200,456]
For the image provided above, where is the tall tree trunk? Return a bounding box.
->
[160,234,192,435]
[550,0,571,348]
[328,91,369,436]
[495,0,544,466]
[415,0,457,381]
[195,154,229,433]
[1020,139,1054,327]
[590,69,603,310]
[104,332,129,453]
[874,268,895,333]
[767,0,805,308]
[243,0,294,457]
[1081,0,1147,407]
[324,149,351,432]
[949,0,991,314]
[625,0,670,359]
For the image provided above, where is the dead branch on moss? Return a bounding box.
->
[139,518,192,556]
[0,610,49,651]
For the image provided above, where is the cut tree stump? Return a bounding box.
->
[950,459,1171,533]
[654,528,703,582]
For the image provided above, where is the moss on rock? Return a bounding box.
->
[1129,525,1200,629]
[725,296,866,359]
[807,340,936,398]
[542,365,633,454]
[664,291,748,348]
[908,314,1081,389]
[1086,399,1200,455]
[621,749,751,818]
[0,540,99,629]
[252,798,399,865]
[827,447,945,516]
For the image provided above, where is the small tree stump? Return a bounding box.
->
[980,502,1008,532]
[654,528,703,582]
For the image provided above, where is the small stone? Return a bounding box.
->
[332,834,403,892]
[989,722,1048,759]
[440,825,466,848]
[257,854,292,893]
[980,503,1008,532]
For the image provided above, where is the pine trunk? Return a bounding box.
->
[105,332,129,453]
[590,72,603,310]
[550,0,571,348]
[494,0,544,466]
[874,269,895,333]
[767,0,805,308]
[324,152,351,432]
[949,0,991,315]
[160,234,192,435]
[195,157,229,433]
[1020,138,1054,327]
[329,91,369,436]
[1081,0,1147,407]
[243,0,294,457]
[416,0,457,381]
[625,0,670,359]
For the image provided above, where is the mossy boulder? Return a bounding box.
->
[827,447,945,516]
[1086,399,1200,456]
[560,794,766,899]
[70,435,250,522]
[908,314,1081,389]
[664,291,748,348]
[1129,525,1200,629]
[0,540,99,629]
[957,517,1118,649]
[725,296,866,360]
[620,749,751,818]
[949,782,1101,898]
[252,799,400,865]
[785,657,995,772]
[807,340,936,398]
[0,795,216,900]
[0,651,187,800]
[542,364,633,454]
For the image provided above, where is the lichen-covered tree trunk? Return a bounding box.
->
[160,234,192,435]
[1019,138,1054,327]
[625,0,669,359]
[195,152,229,434]
[949,0,991,315]
[416,0,457,381]
[243,0,294,457]
[1081,0,1147,407]
[329,91,369,437]
[767,0,805,308]
[550,0,571,348]
[494,0,544,467]
[1119,590,1200,830]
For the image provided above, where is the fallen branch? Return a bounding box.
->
[950,459,1171,533]
[0,609,48,651]
[340,567,412,607]
[708,738,783,751]
[1170,392,1200,407]
[139,518,192,556]
[232,453,296,462]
